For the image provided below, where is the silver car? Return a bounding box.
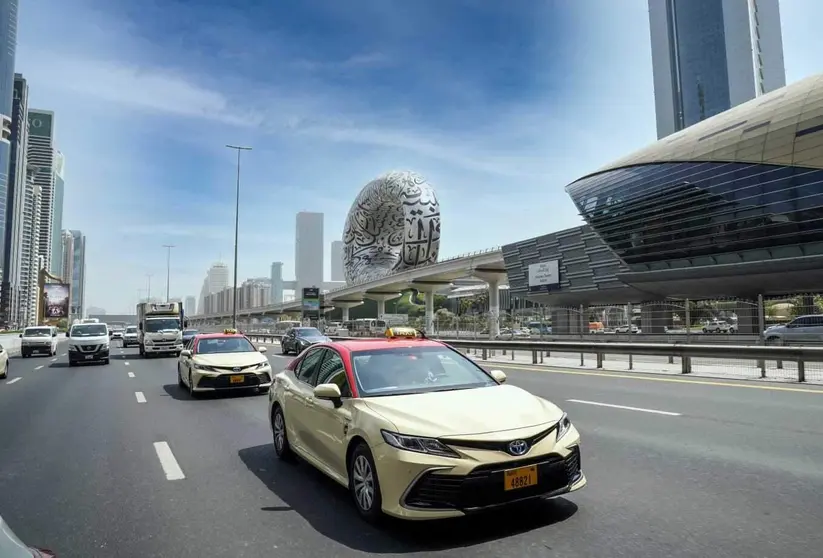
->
[763,314,823,345]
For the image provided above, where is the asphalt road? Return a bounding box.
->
[1,340,822,557]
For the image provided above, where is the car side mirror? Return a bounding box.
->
[18,334,21,338]
[314,383,342,406]
[489,369,507,383]
[52,332,57,337]
[258,346,267,353]
[180,350,191,358]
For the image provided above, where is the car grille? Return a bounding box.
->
[404,447,581,511]
[210,364,260,373]
[439,423,558,454]
[196,372,271,389]
[79,345,101,353]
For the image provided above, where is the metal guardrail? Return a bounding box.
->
[240,332,819,383]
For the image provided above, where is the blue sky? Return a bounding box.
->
[13,0,823,313]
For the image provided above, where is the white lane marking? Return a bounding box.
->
[125,362,130,366]
[35,365,44,370]
[6,377,21,384]
[566,399,681,416]
[60,353,66,357]
[153,441,186,481]
[135,391,147,403]
[51,358,57,362]
[127,372,135,378]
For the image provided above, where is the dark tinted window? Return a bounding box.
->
[566,162,823,270]
[297,349,324,384]
[295,328,322,337]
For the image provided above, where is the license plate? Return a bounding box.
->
[84,355,94,360]
[229,375,244,384]
[503,465,538,491]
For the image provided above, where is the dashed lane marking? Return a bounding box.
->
[128,372,135,378]
[6,377,21,385]
[125,362,130,366]
[34,365,43,370]
[135,391,147,403]
[153,442,185,481]
[566,398,681,416]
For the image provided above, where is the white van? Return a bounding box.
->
[67,322,110,366]
[20,326,59,357]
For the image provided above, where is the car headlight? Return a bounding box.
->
[381,430,460,458]
[193,363,215,371]
[68,345,78,352]
[144,339,153,345]
[254,361,270,370]
[101,342,110,350]
[556,412,572,440]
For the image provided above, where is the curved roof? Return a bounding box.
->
[587,73,823,178]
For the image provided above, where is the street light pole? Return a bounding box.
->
[146,274,153,301]
[225,144,252,329]
[162,245,175,302]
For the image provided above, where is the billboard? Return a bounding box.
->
[528,260,560,293]
[42,283,70,323]
[301,287,320,322]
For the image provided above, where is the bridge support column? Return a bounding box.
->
[412,281,452,335]
[333,300,364,324]
[734,300,759,334]
[640,303,672,334]
[364,292,402,320]
[473,270,507,339]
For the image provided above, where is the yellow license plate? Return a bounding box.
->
[503,465,538,491]
[229,375,244,384]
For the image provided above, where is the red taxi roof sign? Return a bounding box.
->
[385,326,424,339]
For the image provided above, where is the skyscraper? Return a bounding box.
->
[184,295,196,317]
[330,240,344,282]
[0,0,20,285]
[648,0,785,139]
[270,261,284,304]
[295,212,323,294]
[60,230,73,293]
[2,73,27,326]
[50,151,64,278]
[197,261,229,313]
[69,230,85,319]
[27,110,56,271]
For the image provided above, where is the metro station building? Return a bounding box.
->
[504,73,823,334]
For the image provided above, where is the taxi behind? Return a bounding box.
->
[269,326,585,523]
[177,329,272,396]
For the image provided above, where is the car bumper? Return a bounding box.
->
[373,427,585,520]
[191,370,273,392]
[144,344,183,354]
[122,338,138,344]
[22,344,53,353]
[68,348,110,363]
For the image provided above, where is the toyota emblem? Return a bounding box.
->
[508,440,529,456]
[232,367,242,372]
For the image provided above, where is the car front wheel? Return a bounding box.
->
[272,405,294,460]
[348,443,383,522]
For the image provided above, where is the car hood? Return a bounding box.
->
[192,352,268,367]
[363,384,563,437]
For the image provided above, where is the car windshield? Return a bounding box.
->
[183,329,198,336]
[71,324,108,337]
[125,326,137,333]
[145,318,180,332]
[197,337,256,354]
[295,327,323,337]
[23,327,51,337]
[351,346,497,397]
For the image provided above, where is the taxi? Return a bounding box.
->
[269,326,585,522]
[177,329,272,396]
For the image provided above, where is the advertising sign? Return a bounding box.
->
[42,283,71,323]
[528,260,560,293]
[301,287,320,322]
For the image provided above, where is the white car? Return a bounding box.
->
[122,325,139,347]
[177,331,272,396]
[0,343,8,379]
[19,326,58,357]
[67,322,111,366]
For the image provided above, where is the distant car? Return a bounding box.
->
[177,330,272,396]
[19,326,58,357]
[0,513,56,556]
[703,320,736,334]
[280,327,330,355]
[0,342,8,379]
[269,326,585,522]
[122,325,139,347]
[182,329,199,345]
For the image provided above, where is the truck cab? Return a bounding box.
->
[137,302,186,358]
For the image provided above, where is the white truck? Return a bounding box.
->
[136,302,186,358]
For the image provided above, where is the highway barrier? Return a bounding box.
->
[240,331,820,383]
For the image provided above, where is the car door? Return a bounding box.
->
[306,349,354,477]
[180,339,197,383]
[282,328,294,353]
[785,316,813,343]
[284,348,325,453]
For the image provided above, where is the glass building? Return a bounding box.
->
[70,230,85,318]
[563,73,823,299]
[648,0,785,139]
[0,0,20,267]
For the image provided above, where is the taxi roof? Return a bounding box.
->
[195,332,246,340]
[329,337,445,353]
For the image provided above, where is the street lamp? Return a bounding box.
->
[162,245,175,302]
[225,144,252,329]
[146,274,153,301]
